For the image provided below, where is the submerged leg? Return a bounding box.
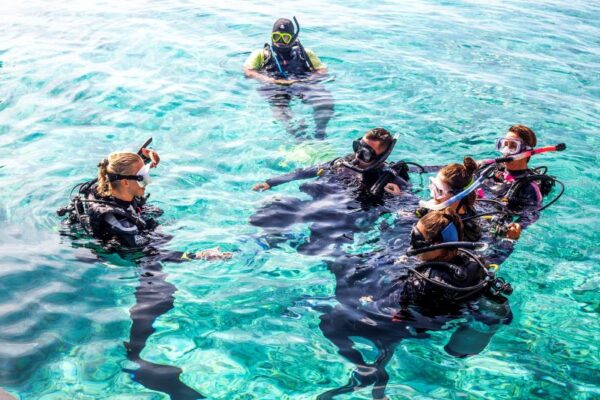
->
[318,310,379,399]
[301,84,334,140]
[258,86,308,139]
[371,342,396,400]
[124,262,204,400]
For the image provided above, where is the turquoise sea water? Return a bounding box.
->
[1,0,599,398]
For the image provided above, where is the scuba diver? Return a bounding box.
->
[251,128,416,256]
[481,125,565,220]
[243,17,334,140]
[407,126,565,263]
[317,210,513,400]
[417,157,522,242]
[58,140,231,400]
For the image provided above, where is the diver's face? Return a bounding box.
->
[503,131,528,170]
[354,136,387,168]
[363,136,387,156]
[430,172,453,204]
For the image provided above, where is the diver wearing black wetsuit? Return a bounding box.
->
[317,211,513,400]
[59,147,230,400]
[251,129,416,257]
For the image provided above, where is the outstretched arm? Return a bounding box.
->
[104,214,232,262]
[253,164,323,191]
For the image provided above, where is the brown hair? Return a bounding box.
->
[439,156,478,207]
[418,210,464,259]
[509,125,537,148]
[97,152,142,197]
[364,128,393,148]
[418,210,464,243]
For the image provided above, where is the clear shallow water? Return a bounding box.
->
[0,0,599,398]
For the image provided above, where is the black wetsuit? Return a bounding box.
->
[470,166,550,265]
[257,43,334,140]
[483,166,543,226]
[317,252,512,400]
[62,185,204,400]
[251,155,415,257]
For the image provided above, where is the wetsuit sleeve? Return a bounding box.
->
[304,49,325,69]
[265,165,322,188]
[244,49,266,70]
[151,249,198,263]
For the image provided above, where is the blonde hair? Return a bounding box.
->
[97,152,142,197]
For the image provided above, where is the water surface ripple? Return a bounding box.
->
[0,0,598,399]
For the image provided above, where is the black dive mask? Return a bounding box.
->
[343,137,397,173]
[353,139,377,163]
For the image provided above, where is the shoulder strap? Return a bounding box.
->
[296,41,315,71]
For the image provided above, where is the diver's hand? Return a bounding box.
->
[141,148,160,168]
[195,247,233,261]
[505,223,522,240]
[384,183,402,196]
[253,182,271,191]
[274,79,298,86]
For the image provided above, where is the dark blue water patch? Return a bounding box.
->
[185,106,210,117]
[73,87,102,102]
[73,71,110,84]
[115,122,136,128]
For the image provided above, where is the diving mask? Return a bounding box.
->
[496,137,532,156]
[106,163,152,188]
[428,176,454,200]
[271,31,293,44]
[352,139,377,163]
[135,163,152,188]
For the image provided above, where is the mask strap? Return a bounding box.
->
[107,173,143,182]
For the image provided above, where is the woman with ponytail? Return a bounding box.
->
[421,157,521,241]
[59,144,231,400]
[62,146,231,259]
[318,209,513,398]
[420,157,483,241]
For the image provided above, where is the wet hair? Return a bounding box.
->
[97,152,142,197]
[364,128,393,149]
[418,210,464,243]
[417,210,464,259]
[439,157,478,207]
[509,125,537,148]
